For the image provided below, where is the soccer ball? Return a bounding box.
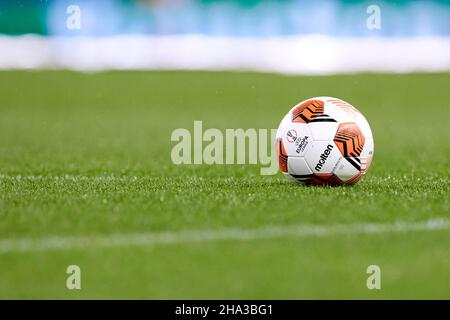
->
[276,97,374,186]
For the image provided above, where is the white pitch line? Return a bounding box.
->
[0,219,449,254]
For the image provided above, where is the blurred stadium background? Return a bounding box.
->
[0,0,449,73]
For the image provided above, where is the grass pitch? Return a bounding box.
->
[0,71,449,298]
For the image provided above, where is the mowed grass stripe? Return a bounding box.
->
[1,219,449,254]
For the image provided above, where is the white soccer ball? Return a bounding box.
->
[276,97,374,186]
